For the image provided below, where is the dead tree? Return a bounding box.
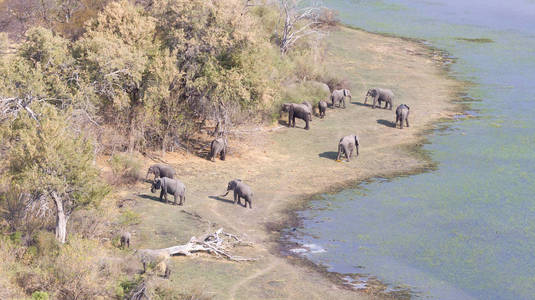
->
[138,228,255,264]
[278,0,322,54]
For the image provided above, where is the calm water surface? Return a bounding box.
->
[283,1,535,299]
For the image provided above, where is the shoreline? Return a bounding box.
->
[127,25,467,299]
[274,26,474,297]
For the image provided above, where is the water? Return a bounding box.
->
[283,1,535,299]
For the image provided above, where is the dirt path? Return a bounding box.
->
[127,27,463,299]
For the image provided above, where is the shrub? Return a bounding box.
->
[31,291,49,300]
[110,153,143,185]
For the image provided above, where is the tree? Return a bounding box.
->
[0,104,109,243]
[278,0,322,54]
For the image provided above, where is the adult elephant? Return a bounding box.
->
[222,179,253,209]
[331,89,352,108]
[365,88,394,110]
[336,134,360,162]
[151,177,186,206]
[395,104,410,129]
[209,137,227,161]
[146,164,176,180]
[285,103,311,130]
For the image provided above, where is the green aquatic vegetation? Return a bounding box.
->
[456,37,494,43]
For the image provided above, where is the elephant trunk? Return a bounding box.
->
[221,190,230,197]
[145,170,150,180]
[364,95,368,104]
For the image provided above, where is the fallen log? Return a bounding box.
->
[138,228,255,262]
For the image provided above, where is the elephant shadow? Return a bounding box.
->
[377,119,396,128]
[318,151,339,160]
[351,101,373,108]
[208,195,235,205]
[278,119,289,126]
[139,194,164,203]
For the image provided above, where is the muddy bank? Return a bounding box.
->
[125,26,464,299]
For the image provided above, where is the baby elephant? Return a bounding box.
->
[120,231,131,248]
[209,137,227,161]
[336,134,360,162]
[222,179,253,209]
[146,164,176,180]
[318,100,327,118]
[395,104,410,129]
[151,177,186,206]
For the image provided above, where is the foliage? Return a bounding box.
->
[0,103,109,242]
[31,291,49,300]
[110,153,143,185]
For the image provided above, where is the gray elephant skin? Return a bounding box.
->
[151,177,186,205]
[365,88,394,110]
[282,103,311,130]
[395,104,410,129]
[146,164,176,180]
[318,100,327,118]
[331,89,352,108]
[222,179,253,209]
[336,134,360,162]
[209,137,227,161]
[301,101,313,121]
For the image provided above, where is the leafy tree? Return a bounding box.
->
[0,104,109,243]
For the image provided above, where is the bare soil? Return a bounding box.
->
[124,26,463,299]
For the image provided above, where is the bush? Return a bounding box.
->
[31,291,49,300]
[110,153,143,185]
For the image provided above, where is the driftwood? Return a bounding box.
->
[138,228,255,262]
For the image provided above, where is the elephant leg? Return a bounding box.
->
[342,98,346,109]
[174,194,178,205]
[245,196,252,209]
[160,190,165,203]
[143,262,147,274]
[406,117,409,127]
[336,144,342,161]
[400,117,404,129]
[344,145,351,161]
[396,115,400,128]
[372,96,377,109]
[233,190,238,205]
[304,117,310,130]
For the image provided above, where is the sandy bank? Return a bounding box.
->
[125,26,464,299]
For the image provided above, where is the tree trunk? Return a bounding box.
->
[51,192,67,243]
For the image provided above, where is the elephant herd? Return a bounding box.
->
[279,87,410,131]
[145,163,253,209]
[142,86,411,210]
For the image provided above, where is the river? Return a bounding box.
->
[283,0,535,299]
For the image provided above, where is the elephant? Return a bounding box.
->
[302,101,313,121]
[209,137,227,161]
[120,231,131,248]
[146,164,176,180]
[287,103,311,130]
[395,104,410,129]
[151,177,186,206]
[336,134,360,162]
[365,88,394,110]
[280,103,293,118]
[222,179,253,209]
[318,100,328,118]
[331,89,352,108]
